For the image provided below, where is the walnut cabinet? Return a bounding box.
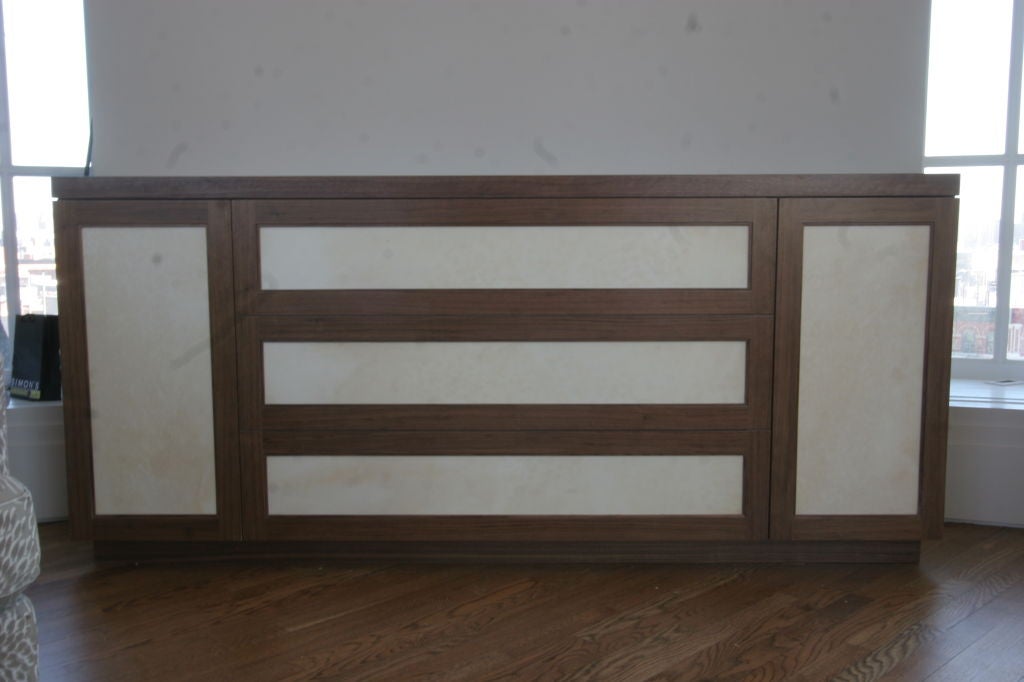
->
[53,175,958,561]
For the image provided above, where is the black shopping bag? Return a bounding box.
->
[10,314,61,400]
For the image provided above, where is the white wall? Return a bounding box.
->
[946,406,1024,528]
[7,402,67,522]
[83,0,931,176]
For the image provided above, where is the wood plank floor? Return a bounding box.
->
[26,522,1024,681]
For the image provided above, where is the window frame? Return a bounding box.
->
[0,0,89,337]
[925,0,1024,381]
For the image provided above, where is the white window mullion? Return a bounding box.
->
[995,0,1024,366]
[996,164,1017,365]
[925,154,1010,166]
[0,4,23,335]
[10,166,84,178]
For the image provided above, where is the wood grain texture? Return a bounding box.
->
[749,430,772,541]
[259,515,755,543]
[244,314,772,432]
[55,200,241,541]
[263,404,759,432]
[771,198,956,542]
[28,523,1024,682]
[205,201,242,540]
[790,516,925,542]
[57,175,954,555]
[89,539,921,564]
[230,200,259,316]
[260,429,754,457]
[920,198,958,539]
[234,197,776,316]
[239,430,266,542]
[252,430,767,542]
[248,288,770,317]
[90,516,223,542]
[249,312,770,341]
[51,173,960,200]
[770,199,804,541]
[53,202,95,540]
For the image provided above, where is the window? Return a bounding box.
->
[925,0,1024,379]
[0,0,90,353]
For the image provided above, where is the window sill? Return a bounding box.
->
[949,379,1024,411]
[7,396,62,409]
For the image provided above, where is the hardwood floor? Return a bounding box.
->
[26,522,1024,681]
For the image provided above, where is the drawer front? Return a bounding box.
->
[240,315,773,432]
[248,430,769,542]
[234,198,777,315]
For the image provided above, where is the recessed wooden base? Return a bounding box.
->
[93,540,920,564]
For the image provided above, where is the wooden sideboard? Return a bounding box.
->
[53,175,958,562]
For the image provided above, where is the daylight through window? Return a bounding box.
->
[0,0,90,346]
[925,0,1024,378]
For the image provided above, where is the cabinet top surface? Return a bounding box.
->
[52,174,959,201]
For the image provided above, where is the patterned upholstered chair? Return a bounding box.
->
[0,355,40,681]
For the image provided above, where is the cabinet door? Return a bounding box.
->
[772,198,957,541]
[233,197,777,316]
[55,201,239,540]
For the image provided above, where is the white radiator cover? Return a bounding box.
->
[5,401,66,522]
[945,406,1024,528]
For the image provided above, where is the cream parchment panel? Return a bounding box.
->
[267,455,744,515]
[264,341,747,405]
[83,227,217,515]
[795,225,929,516]
[260,225,749,289]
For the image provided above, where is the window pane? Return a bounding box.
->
[2,0,89,167]
[1010,168,1024,360]
[0,193,7,356]
[926,0,1012,156]
[928,166,1002,359]
[13,177,57,316]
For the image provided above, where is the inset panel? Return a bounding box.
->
[263,341,747,405]
[795,225,930,516]
[82,227,216,515]
[260,225,749,290]
[267,455,744,515]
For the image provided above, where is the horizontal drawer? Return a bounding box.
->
[234,198,776,315]
[239,315,773,431]
[251,430,770,542]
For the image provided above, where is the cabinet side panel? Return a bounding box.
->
[83,227,217,515]
[795,225,930,515]
[267,455,744,516]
